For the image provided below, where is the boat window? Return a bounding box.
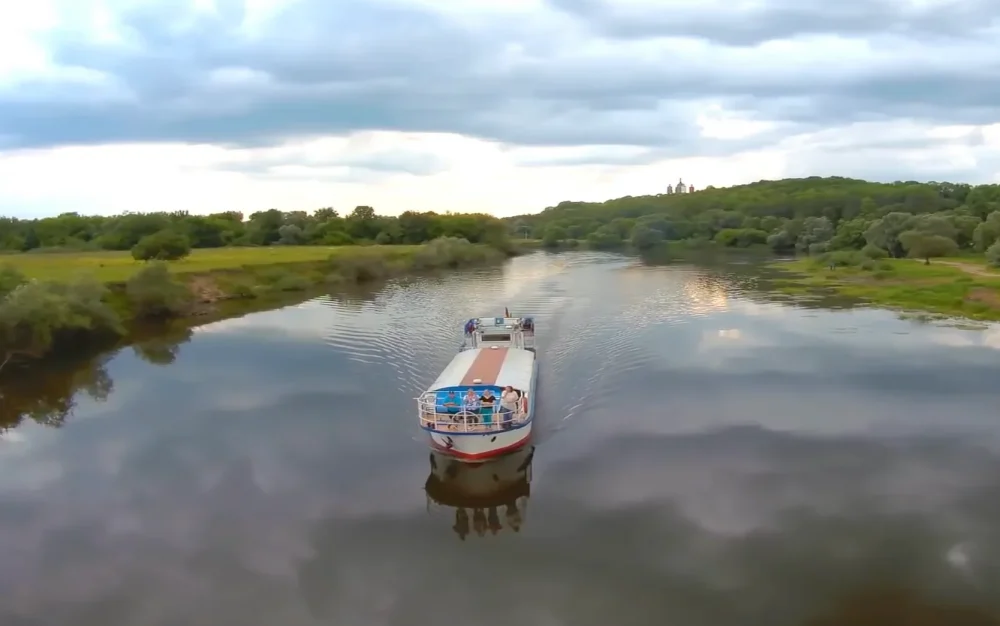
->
[481,333,511,341]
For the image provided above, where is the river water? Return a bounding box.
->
[2,251,1000,625]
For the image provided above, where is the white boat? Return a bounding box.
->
[417,314,537,461]
[425,446,534,539]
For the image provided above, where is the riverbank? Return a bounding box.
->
[768,255,1000,320]
[0,238,521,376]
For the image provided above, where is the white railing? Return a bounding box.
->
[418,392,528,432]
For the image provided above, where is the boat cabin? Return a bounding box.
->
[462,317,535,352]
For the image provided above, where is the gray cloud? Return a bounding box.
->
[216,148,450,178]
[0,0,998,166]
[545,0,1000,46]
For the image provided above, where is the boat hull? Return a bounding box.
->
[427,423,532,461]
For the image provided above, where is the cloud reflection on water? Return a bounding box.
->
[1,252,999,624]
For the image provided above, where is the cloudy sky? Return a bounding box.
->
[1,0,999,219]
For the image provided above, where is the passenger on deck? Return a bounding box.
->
[462,388,479,407]
[478,388,497,425]
[500,386,519,426]
[442,391,460,408]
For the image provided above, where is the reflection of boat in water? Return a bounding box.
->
[425,446,534,540]
[417,314,537,461]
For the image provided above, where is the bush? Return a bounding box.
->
[320,230,354,246]
[125,263,192,319]
[221,278,257,299]
[131,230,192,261]
[410,236,502,270]
[0,274,123,369]
[328,252,390,282]
[819,250,865,268]
[987,241,1000,267]
[273,274,311,291]
[0,265,27,298]
[862,244,889,259]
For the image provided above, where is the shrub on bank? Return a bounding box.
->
[815,250,893,274]
[0,265,123,371]
[125,263,192,319]
[0,265,25,296]
[818,250,865,268]
[0,240,514,373]
[273,274,311,291]
[220,277,258,299]
[410,236,505,270]
[327,251,391,283]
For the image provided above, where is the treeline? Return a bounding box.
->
[0,206,511,255]
[507,177,1000,263]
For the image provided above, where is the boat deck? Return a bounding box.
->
[461,347,508,385]
[419,410,529,433]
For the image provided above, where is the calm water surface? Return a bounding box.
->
[2,251,1000,625]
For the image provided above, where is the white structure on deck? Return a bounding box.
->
[417,316,538,461]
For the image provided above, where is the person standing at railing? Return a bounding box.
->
[462,389,480,414]
[479,389,496,424]
[500,386,519,427]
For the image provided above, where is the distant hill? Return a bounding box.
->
[505,177,1000,255]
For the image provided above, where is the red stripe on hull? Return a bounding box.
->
[430,433,531,460]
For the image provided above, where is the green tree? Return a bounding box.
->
[986,241,1000,267]
[898,231,958,264]
[586,226,622,249]
[277,224,305,245]
[630,223,664,249]
[132,230,192,261]
[972,211,1000,251]
[864,212,916,258]
[542,225,566,248]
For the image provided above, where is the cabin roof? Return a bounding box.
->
[428,347,535,391]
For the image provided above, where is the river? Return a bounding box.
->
[2,251,999,625]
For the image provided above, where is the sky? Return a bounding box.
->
[1,0,999,219]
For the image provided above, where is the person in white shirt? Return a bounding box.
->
[500,386,520,426]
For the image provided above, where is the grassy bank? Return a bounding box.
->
[769,253,1000,320]
[2,245,361,282]
[0,238,517,375]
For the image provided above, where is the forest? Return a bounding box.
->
[505,177,1000,264]
[0,206,510,258]
[7,176,1000,265]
